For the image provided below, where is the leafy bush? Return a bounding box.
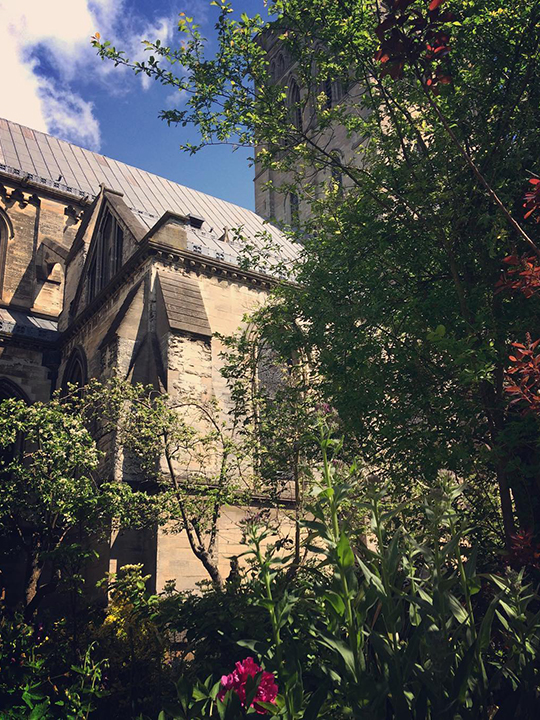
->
[157,424,540,719]
[3,430,540,719]
[0,612,106,719]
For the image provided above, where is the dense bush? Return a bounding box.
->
[0,613,106,718]
[3,425,540,718]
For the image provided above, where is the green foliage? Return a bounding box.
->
[195,425,540,718]
[3,426,540,717]
[93,565,168,718]
[0,389,151,615]
[156,581,272,683]
[0,613,106,719]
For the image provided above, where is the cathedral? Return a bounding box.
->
[0,116,298,595]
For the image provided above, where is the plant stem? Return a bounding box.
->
[255,536,295,719]
[321,436,363,682]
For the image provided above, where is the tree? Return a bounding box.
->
[94,0,540,546]
[82,379,275,590]
[216,302,323,564]
[0,389,150,617]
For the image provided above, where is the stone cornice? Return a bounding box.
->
[60,235,284,346]
[0,168,89,208]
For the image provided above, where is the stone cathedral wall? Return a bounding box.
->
[0,178,83,402]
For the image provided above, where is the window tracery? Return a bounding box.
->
[288,79,302,131]
[87,211,124,302]
[62,348,87,391]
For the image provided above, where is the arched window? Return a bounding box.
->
[330,150,344,193]
[87,210,124,303]
[0,378,29,465]
[269,189,276,220]
[323,77,333,109]
[0,378,29,403]
[288,79,302,131]
[277,54,285,78]
[62,348,88,391]
[270,60,276,81]
[0,211,13,302]
[334,79,347,103]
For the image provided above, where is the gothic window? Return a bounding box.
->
[62,348,87,391]
[324,76,333,109]
[269,188,276,219]
[330,150,344,192]
[0,378,29,467]
[288,80,302,131]
[270,60,276,81]
[320,77,347,110]
[277,54,285,78]
[87,211,124,303]
[0,378,29,403]
[334,79,346,103]
[0,213,9,301]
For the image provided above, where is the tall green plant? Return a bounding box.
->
[235,425,540,718]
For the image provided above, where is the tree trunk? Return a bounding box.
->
[24,552,45,619]
[25,551,42,606]
[23,548,60,619]
[196,546,224,590]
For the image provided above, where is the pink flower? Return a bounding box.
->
[217,657,278,714]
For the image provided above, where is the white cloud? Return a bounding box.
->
[128,16,175,90]
[0,0,178,150]
[39,80,101,150]
[166,88,188,108]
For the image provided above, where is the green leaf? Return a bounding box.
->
[29,702,50,720]
[448,593,468,624]
[302,685,328,719]
[452,642,476,703]
[336,532,355,568]
[317,632,357,680]
[357,557,385,594]
[478,593,501,652]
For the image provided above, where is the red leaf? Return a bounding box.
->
[529,178,540,185]
[376,16,396,40]
[429,0,445,9]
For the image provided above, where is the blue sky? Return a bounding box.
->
[0,0,266,210]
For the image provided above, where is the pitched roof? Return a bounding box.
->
[0,117,297,274]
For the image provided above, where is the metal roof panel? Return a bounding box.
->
[0,117,298,274]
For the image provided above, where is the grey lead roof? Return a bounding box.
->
[0,117,297,274]
[0,308,57,341]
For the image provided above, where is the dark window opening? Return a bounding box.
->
[0,379,29,470]
[87,211,124,303]
[0,218,7,301]
[324,77,333,109]
[62,348,88,392]
[289,80,302,131]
